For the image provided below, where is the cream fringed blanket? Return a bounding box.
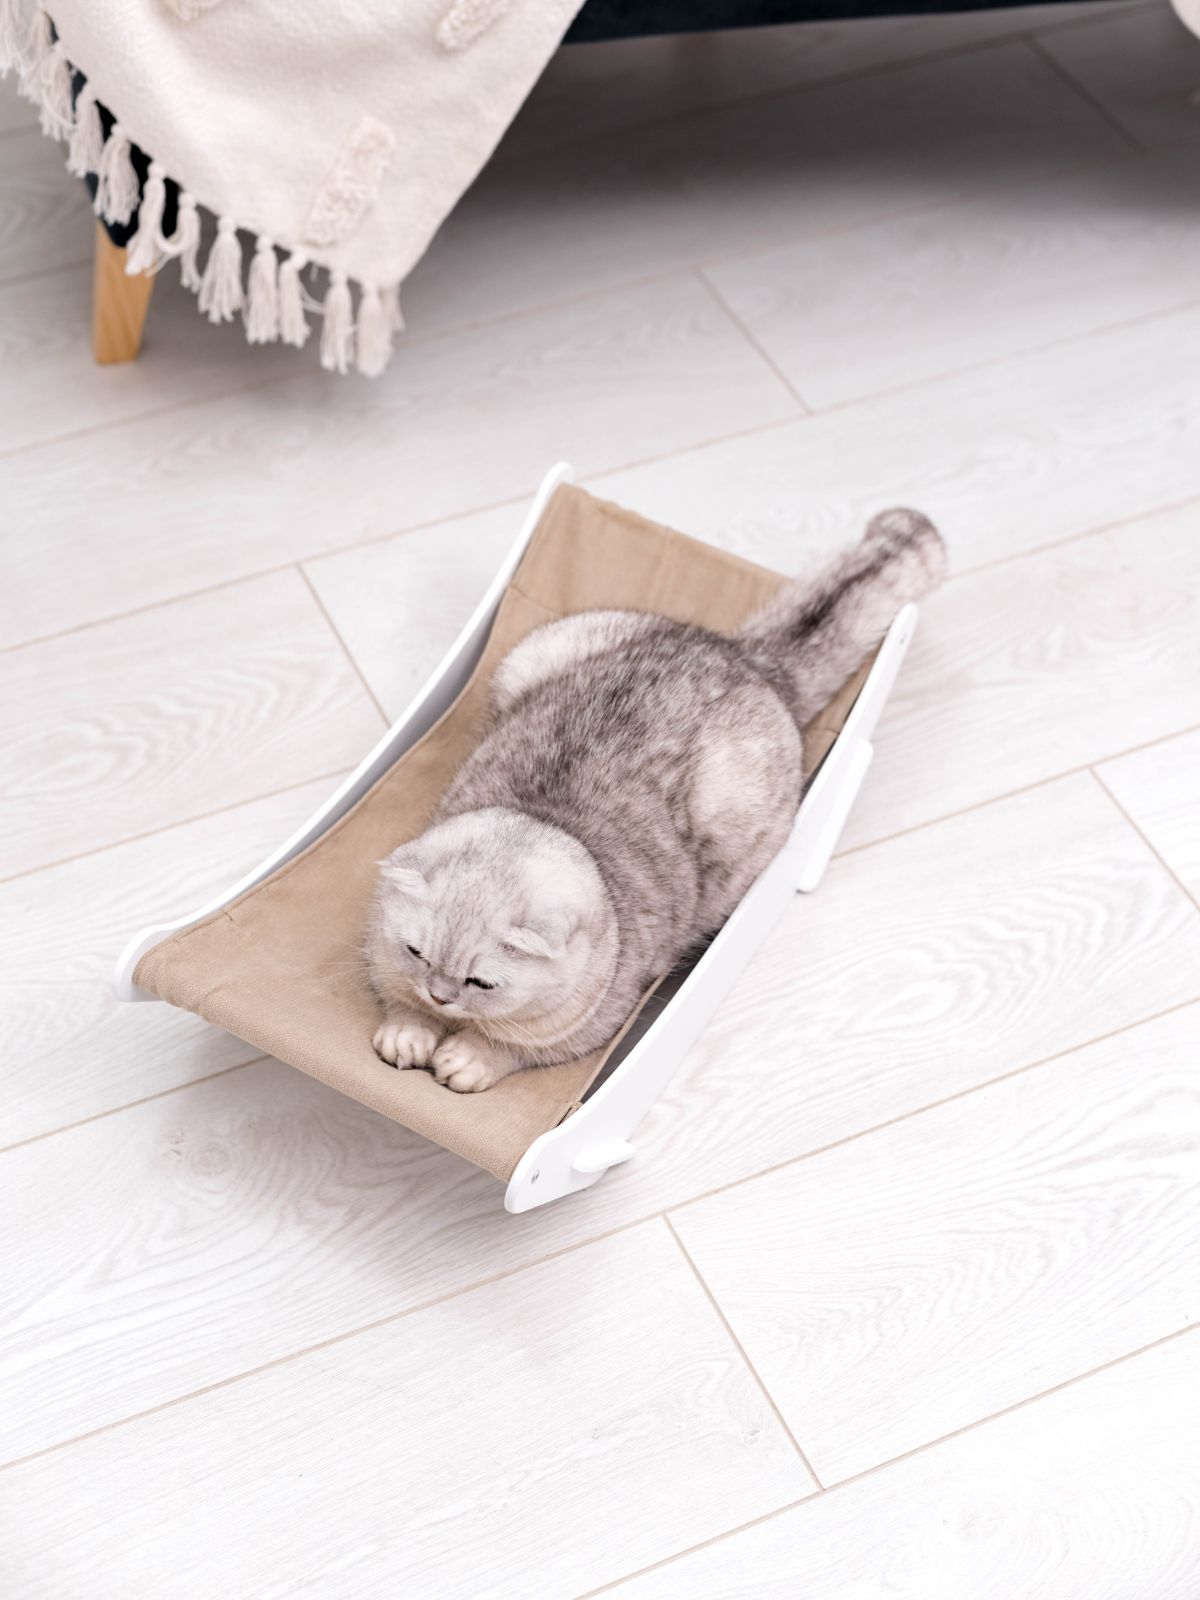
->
[0,0,584,374]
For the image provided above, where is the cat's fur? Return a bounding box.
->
[367,509,945,1092]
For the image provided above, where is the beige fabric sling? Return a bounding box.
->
[136,486,873,1181]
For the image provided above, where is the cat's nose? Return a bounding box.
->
[427,986,454,1006]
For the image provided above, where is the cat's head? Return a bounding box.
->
[371,809,612,1035]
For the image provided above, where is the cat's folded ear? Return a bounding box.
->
[504,913,575,960]
[376,856,427,898]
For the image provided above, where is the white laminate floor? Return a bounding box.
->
[2,6,1199,1597]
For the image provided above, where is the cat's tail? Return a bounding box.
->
[737,508,946,725]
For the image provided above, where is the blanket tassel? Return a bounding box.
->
[278,252,311,349]
[125,160,168,273]
[16,6,51,101]
[7,11,401,377]
[198,215,244,322]
[172,194,202,290]
[66,84,104,176]
[94,123,140,225]
[355,283,394,378]
[245,236,280,343]
[38,38,73,140]
[320,270,354,375]
[0,0,27,76]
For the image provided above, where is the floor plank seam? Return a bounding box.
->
[914,488,1200,587]
[0,1211,661,1477]
[0,132,1173,473]
[7,986,1198,1281]
[531,8,1154,185]
[9,806,1200,1158]
[828,1321,1200,1493]
[693,267,813,414]
[0,407,807,655]
[0,259,715,467]
[831,716,1200,864]
[1088,766,1200,915]
[662,1214,825,1489]
[0,557,304,660]
[663,993,1200,1220]
[803,291,1200,422]
[1025,29,1146,153]
[4,990,1196,1439]
[0,1055,271,1159]
[0,358,327,468]
[496,12,1142,176]
[679,136,1148,300]
[7,303,1200,661]
[0,767,354,889]
[0,135,1153,472]
[0,128,1151,473]
[5,774,1200,1154]
[0,0,1152,189]
[1021,0,1154,35]
[498,109,1200,352]
[4,8,1199,1580]
[296,565,393,727]
[571,1490,814,1600]
[572,1318,1200,1599]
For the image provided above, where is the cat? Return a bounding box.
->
[366,508,945,1092]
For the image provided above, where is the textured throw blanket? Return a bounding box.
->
[0,0,584,374]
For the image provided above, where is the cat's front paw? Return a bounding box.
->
[430,1034,511,1093]
[373,1017,441,1068]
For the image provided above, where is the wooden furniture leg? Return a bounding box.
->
[92,220,155,364]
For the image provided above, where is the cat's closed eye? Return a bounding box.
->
[466,976,495,990]
[406,944,425,960]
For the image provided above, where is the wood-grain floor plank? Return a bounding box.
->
[0,570,384,877]
[838,498,1200,849]
[1,15,1195,1579]
[0,776,342,1149]
[1096,728,1200,904]
[0,263,297,454]
[310,429,1200,856]
[671,1002,1200,1482]
[588,305,1200,581]
[605,1330,1200,1599]
[404,42,1126,337]
[705,145,1200,407]
[507,4,1138,160]
[1039,3,1200,150]
[303,500,524,721]
[0,128,91,285]
[4,775,1197,1462]
[0,272,796,649]
[628,773,1200,1210]
[0,74,36,137]
[0,1224,813,1599]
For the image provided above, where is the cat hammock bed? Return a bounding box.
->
[113,465,918,1211]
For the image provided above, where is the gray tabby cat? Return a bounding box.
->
[367,509,945,1092]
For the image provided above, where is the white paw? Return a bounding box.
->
[373,1017,441,1068]
[431,1034,506,1093]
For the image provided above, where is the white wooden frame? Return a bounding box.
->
[505,598,916,1211]
[113,463,917,1213]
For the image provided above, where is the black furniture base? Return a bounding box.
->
[568,0,1109,42]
